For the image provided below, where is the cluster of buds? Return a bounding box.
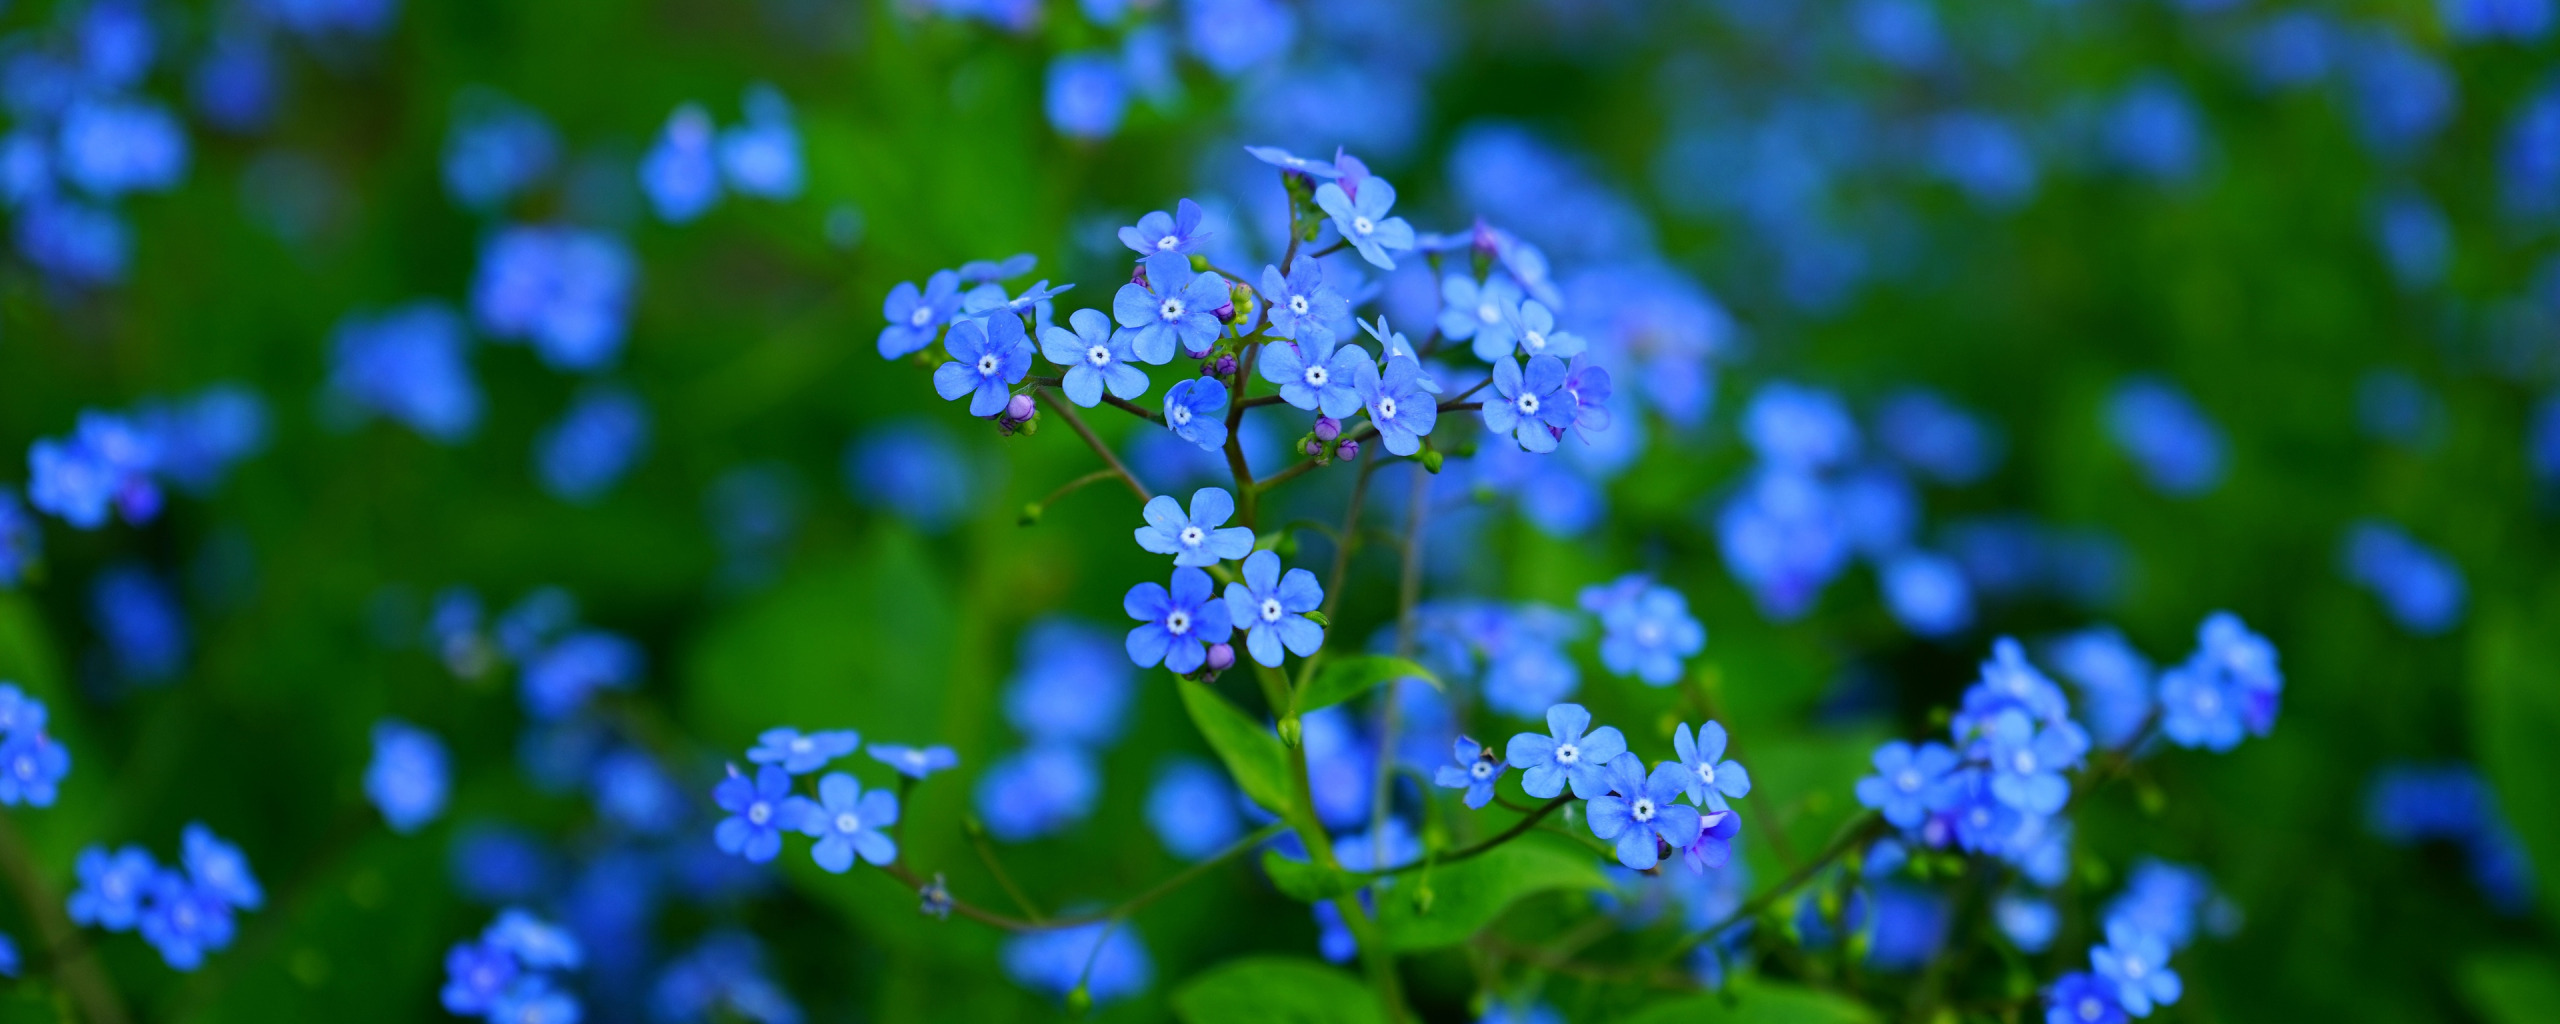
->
[1297,416,1361,464]
[1202,353,1237,378]
[998,393,1038,436]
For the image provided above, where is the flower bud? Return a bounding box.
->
[1421,448,1445,473]
[1314,416,1341,441]
[1206,642,1236,671]
[1302,438,1324,457]
[1336,438,1361,461]
[1066,986,1093,1016]
[1129,263,1151,288]
[1214,354,1238,377]
[1004,393,1037,423]
[1213,300,1237,323]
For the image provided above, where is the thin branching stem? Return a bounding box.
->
[1036,387,1152,503]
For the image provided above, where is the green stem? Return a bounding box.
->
[1363,796,1571,879]
[0,814,130,1024]
[968,824,1048,925]
[1037,387,1152,503]
[1223,344,1262,529]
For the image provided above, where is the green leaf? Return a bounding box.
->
[2463,951,2560,1024]
[1179,679,1301,820]
[1171,956,1388,1024]
[1293,655,1437,717]
[1616,983,1880,1024]
[1262,851,1361,902]
[2470,600,2560,923]
[1378,835,1607,952]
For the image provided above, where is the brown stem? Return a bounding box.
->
[1036,387,1152,503]
[1101,393,1164,425]
[1222,345,1261,529]
[1364,796,1572,879]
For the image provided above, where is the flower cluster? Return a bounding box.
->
[0,1,192,287]
[1455,703,1753,873]
[2367,762,2536,913]
[0,683,70,807]
[978,619,1126,841]
[27,388,270,531]
[67,824,260,970]
[439,908,586,1023]
[640,83,805,224]
[714,726,916,875]
[426,586,646,720]
[2042,864,2234,1023]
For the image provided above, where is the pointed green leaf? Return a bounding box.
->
[1293,655,1437,718]
[1171,956,1388,1024]
[1262,851,1361,903]
[1179,678,1301,820]
[2470,599,2560,924]
[1618,983,1880,1024]
[1378,835,1607,952]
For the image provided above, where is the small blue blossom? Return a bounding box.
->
[1124,567,1235,674]
[92,564,186,686]
[2340,520,2466,635]
[797,772,899,873]
[1258,257,1347,343]
[1135,487,1255,567]
[1359,317,1428,366]
[139,869,235,970]
[1222,550,1324,667]
[1581,575,1705,685]
[1119,198,1212,256]
[1315,174,1416,269]
[487,907,583,970]
[1955,637,2073,737]
[441,939,518,1014]
[1039,308,1148,408]
[846,418,975,530]
[1162,377,1230,451]
[1258,333,1369,418]
[0,729,68,807]
[932,312,1034,418]
[713,764,802,863]
[0,490,39,586]
[975,745,1100,841]
[1244,145,1344,178]
[326,303,482,443]
[364,718,450,834]
[869,744,960,780]
[1045,52,1128,140]
[1671,721,1751,811]
[1882,551,1976,638]
[1353,356,1440,457]
[640,104,721,223]
[2046,972,2129,1024]
[1505,703,1628,800]
[534,386,650,503]
[472,225,637,372]
[182,824,262,911]
[1745,382,1861,470]
[1856,740,1960,828]
[56,98,189,198]
[2105,378,2225,497]
[2090,921,2182,1016]
[1587,753,1704,871]
[1146,758,1244,860]
[1004,618,1133,747]
[443,90,559,211]
[1559,355,1612,446]
[1678,809,1742,874]
[719,84,802,200]
[2157,660,2241,752]
[879,270,964,359]
[2192,611,2281,737]
[518,630,641,720]
[1433,736,1506,809]
[68,844,156,930]
[1876,389,2003,485]
[489,982,581,1024]
[748,727,861,775]
[29,412,161,529]
[1483,355,1574,453]
[1115,251,1228,362]
[1978,710,2088,816]
[1440,273,1524,360]
[1510,301,1583,361]
[1002,920,1152,1006]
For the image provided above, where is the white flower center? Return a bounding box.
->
[1698,762,1717,785]
[1516,394,1540,415]
[1896,768,1923,793]
[1470,760,1492,780]
[1304,365,1329,388]
[1171,405,1192,425]
[1352,216,1374,236]
[748,802,770,825]
[2123,957,2147,979]
[1160,298,1185,321]
[2195,689,2220,714]
[2078,997,2104,1022]
[976,354,999,375]
[1477,302,1500,324]
[1086,345,1111,366]
[1289,295,1309,315]
[1179,526,1205,547]
[909,306,934,328]
[1377,396,1398,419]
[1635,621,1663,644]
[1632,798,1656,822]
[1167,610,1191,635]
[1155,235,1178,251]
[1555,743,1579,765]
[1259,598,1283,622]
[791,737,813,752]
[1524,330,1546,351]
[2011,749,2037,774]
[835,812,860,834]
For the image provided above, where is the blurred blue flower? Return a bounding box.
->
[450,826,555,904]
[140,868,235,970]
[1862,882,1949,970]
[1998,892,2059,953]
[1184,0,1295,77]
[30,413,159,529]
[1928,111,2037,208]
[182,823,262,911]
[56,98,188,197]
[2047,626,2154,749]
[251,0,399,39]
[1581,575,1705,685]
[1002,920,1151,1004]
[1146,758,1244,859]
[845,418,975,531]
[590,748,684,835]
[641,103,721,223]
[2103,77,2206,183]
[2371,192,2450,290]
[69,844,156,930]
[2341,29,2455,160]
[1876,388,2002,484]
[14,199,130,286]
[92,563,186,685]
[472,225,637,372]
[869,744,960,780]
[444,90,559,211]
[2531,395,2560,485]
[365,719,450,834]
[519,629,641,720]
[1857,741,1959,829]
[1718,468,1851,620]
[191,32,277,134]
[2340,520,2466,635]
[1005,618,1133,747]
[138,385,268,494]
[1882,551,1974,638]
[749,727,860,775]
[327,302,481,442]
[1440,272,1523,360]
[1978,709,2087,815]
[2245,11,2335,90]
[975,745,1100,841]
[2090,920,2181,1016]
[652,931,803,1024]
[2106,377,2225,497]
[2443,0,2555,40]
[535,386,650,503]
[720,85,802,200]
[1044,52,1128,141]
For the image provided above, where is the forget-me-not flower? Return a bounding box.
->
[1483,355,1575,453]
[713,764,801,863]
[0,731,67,807]
[1587,753,1703,871]
[1353,356,1440,457]
[1119,198,1212,256]
[69,845,156,930]
[1315,175,1416,269]
[869,744,960,780]
[932,312,1033,418]
[879,270,963,359]
[1856,740,1961,828]
[2046,972,2129,1024]
[1222,550,1324,667]
[1125,567,1235,673]
[140,869,234,970]
[1510,300,1583,361]
[1679,809,1742,873]
[2157,661,2243,752]
[1136,487,1255,567]
[797,772,899,873]
[2090,920,2182,1016]
[440,938,519,1015]
[183,825,262,911]
[1258,335,1369,418]
[1258,257,1346,343]
[1671,721,1752,811]
[1980,710,2088,815]
[1585,577,1705,685]
[640,104,721,223]
[718,84,802,199]
[748,727,860,774]
[1506,703,1628,800]
[1433,736,1507,809]
[1162,377,1229,451]
[1440,273,1523,361]
[1116,251,1228,362]
[1039,308,1148,408]
[364,719,450,834]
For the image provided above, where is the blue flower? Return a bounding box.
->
[2105,378,2225,497]
[1512,301,1584,362]
[0,490,38,586]
[1353,356,1440,457]
[2341,520,2465,635]
[487,906,583,969]
[1258,333,1369,417]
[719,84,802,200]
[1002,920,1152,1005]
[1745,382,1861,470]
[1433,736,1507,809]
[442,939,519,1014]
[1671,721,1751,811]
[1244,145,1344,178]
[1163,377,1230,451]
[1004,618,1133,747]
[1876,388,2003,485]
[91,564,186,685]
[29,412,162,529]
[878,270,963,359]
[1125,567,1236,674]
[1119,198,1212,256]
[869,744,960,780]
[1505,703,1628,800]
[2090,921,2182,1016]
[0,730,67,808]
[1258,257,1347,343]
[1483,355,1574,453]
[183,824,262,911]
[1040,308,1148,408]
[364,719,450,834]
[1882,551,1976,638]
[1440,273,1524,360]
[796,772,899,873]
[748,727,861,774]
[489,981,582,1024]
[1359,316,1428,365]
[325,302,481,443]
[713,764,802,863]
[1678,808,1742,873]
[1222,550,1324,667]
[2192,611,2281,736]
[1956,637,2073,737]
[1856,740,1960,828]
[846,418,975,530]
[14,200,130,287]
[518,630,641,720]
[1587,753,1703,870]
[2045,972,2128,1024]
[443,90,559,212]
[56,98,189,197]
[1979,710,2088,815]
[1135,487,1255,568]
[640,104,722,223]
[975,745,1100,841]
[140,869,235,970]
[1045,53,1128,140]
[1998,892,2060,953]
[471,226,637,373]
[932,312,1035,418]
[534,386,650,503]
[2157,661,2242,752]
[68,845,155,930]
[1315,175,1416,270]
[1115,252,1228,362]
[1311,900,1356,963]
[1146,758,1244,860]
[1583,576,1705,685]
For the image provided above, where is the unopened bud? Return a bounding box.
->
[1277,714,1301,747]
[1213,301,1236,323]
[1335,438,1360,461]
[1129,263,1151,288]
[1066,985,1093,1016]
[1420,448,1445,473]
[1214,354,1238,377]
[1188,254,1212,272]
[1019,502,1043,526]
[1313,416,1341,441]
[1303,438,1324,457]
[1004,393,1036,423]
[1206,642,1236,671]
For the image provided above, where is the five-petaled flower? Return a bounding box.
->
[1259,334,1369,418]
[1482,355,1577,453]
[1116,251,1228,362]
[1258,258,1346,343]
[1163,377,1230,451]
[1585,752,1703,871]
[1506,703,1627,800]
[1040,308,1148,408]
[797,772,901,873]
[1438,273,1523,361]
[1856,740,1961,828]
[1125,567,1236,673]
[1222,550,1324,667]
[1118,198,1213,257]
[1135,487,1255,567]
[879,270,963,359]
[749,727,861,774]
[2090,921,2182,1017]
[932,312,1034,417]
[1353,356,1441,457]
[714,764,802,863]
[1433,736,1507,809]
[1672,721,1753,812]
[1315,176,1416,270]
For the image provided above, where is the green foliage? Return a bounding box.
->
[1377,836,1608,953]
[1170,956,1388,1024]
[1615,984,1879,1024]
[1292,655,1437,718]
[1179,678,1303,822]
[2470,596,2560,924]
[1263,851,1362,903]
[2463,952,2560,1024]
